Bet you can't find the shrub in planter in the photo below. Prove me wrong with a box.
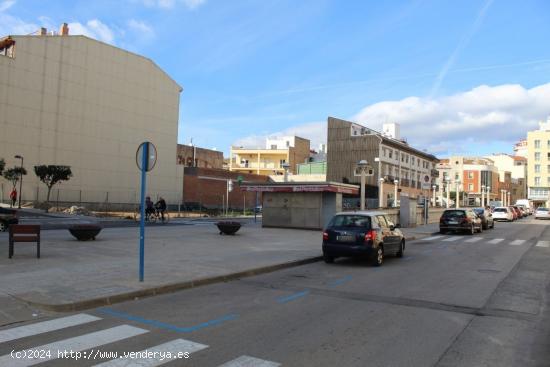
[215,221,241,235]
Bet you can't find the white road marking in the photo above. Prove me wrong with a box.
[536,240,550,247]
[487,238,504,244]
[0,325,148,367]
[0,314,101,343]
[510,239,526,246]
[442,237,461,242]
[465,237,483,243]
[217,355,281,367]
[94,338,208,366]
[423,236,444,241]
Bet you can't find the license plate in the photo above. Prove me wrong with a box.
[448,220,458,224]
[337,235,355,242]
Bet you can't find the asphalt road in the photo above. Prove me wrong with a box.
[1,217,549,367]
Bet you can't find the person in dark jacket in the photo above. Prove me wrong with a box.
[155,197,167,221]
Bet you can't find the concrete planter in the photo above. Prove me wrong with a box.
[216,221,241,235]
[69,224,102,241]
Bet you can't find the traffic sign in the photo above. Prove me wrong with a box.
[421,174,432,190]
[136,142,157,172]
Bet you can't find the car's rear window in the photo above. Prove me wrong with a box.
[537,208,549,212]
[494,208,507,212]
[329,215,371,228]
[442,210,465,217]
[473,209,484,215]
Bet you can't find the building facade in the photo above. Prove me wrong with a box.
[527,118,550,206]
[0,27,183,206]
[177,144,224,169]
[326,117,439,208]
[230,136,310,176]
[436,157,500,206]
[485,154,528,204]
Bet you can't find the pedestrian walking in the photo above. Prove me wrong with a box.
[9,188,17,208]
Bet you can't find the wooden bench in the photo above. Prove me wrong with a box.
[9,225,41,259]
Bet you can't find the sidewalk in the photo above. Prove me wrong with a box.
[0,222,437,316]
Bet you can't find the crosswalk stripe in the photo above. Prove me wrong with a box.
[465,237,483,243]
[442,237,461,242]
[423,236,444,241]
[487,238,504,244]
[94,338,208,366]
[217,355,281,367]
[536,240,550,247]
[510,239,526,246]
[0,325,148,367]
[0,314,101,344]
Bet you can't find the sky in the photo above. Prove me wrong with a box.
[2,0,550,158]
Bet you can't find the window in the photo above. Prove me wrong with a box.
[547,152,550,159]
[468,184,474,191]
[388,150,393,159]
[547,164,550,172]
[270,144,277,149]
[535,164,541,173]
[376,215,388,228]
[279,159,286,167]
[286,141,290,147]
[547,177,550,185]
[468,172,474,179]
[455,173,459,180]
[547,140,550,148]
[535,140,541,149]
[395,151,399,160]
[329,215,371,228]
[405,155,409,164]
[535,177,541,185]
[535,152,541,161]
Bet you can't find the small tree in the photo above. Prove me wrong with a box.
[34,165,73,202]
[3,167,27,189]
[0,158,5,176]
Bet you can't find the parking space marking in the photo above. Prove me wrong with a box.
[536,240,550,247]
[487,238,504,244]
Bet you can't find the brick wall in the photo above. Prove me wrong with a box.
[177,144,224,169]
[183,167,271,209]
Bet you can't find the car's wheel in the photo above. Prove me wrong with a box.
[491,221,495,229]
[323,253,334,264]
[396,240,405,258]
[371,246,384,266]
[440,229,446,234]
[482,222,488,230]
[0,221,6,232]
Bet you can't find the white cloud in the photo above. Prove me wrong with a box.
[127,19,155,39]
[0,13,39,36]
[68,19,115,44]
[233,83,550,156]
[0,0,15,12]
[141,0,205,9]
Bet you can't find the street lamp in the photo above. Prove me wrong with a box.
[393,179,399,208]
[507,191,511,206]
[357,159,369,210]
[432,185,437,207]
[374,157,382,207]
[481,185,485,208]
[486,186,491,207]
[281,162,290,182]
[379,178,385,208]
[446,179,451,208]
[455,180,461,208]
[14,155,23,209]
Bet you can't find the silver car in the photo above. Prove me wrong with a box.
[535,207,550,220]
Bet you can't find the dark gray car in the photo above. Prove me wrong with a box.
[439,208,483,235]
[322,211,405,266]
[473,207,495,230]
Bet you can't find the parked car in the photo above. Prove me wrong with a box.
[473,207,495,230]
[535,207,550,220]
[508,207,518,220]
[322,211,405,266]
[0,207,19,232]
[511,206,523,219]
[516,204,531,216]
[492,207,513,222]
[439,208,483,235]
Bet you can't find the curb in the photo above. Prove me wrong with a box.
[21,256,324,312]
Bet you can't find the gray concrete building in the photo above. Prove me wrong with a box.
[0,25,183,207]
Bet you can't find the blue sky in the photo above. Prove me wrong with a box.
[2,0,550,157]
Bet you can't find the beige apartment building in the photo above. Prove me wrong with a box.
[230,136,310,176]
[485,153,527,203]
[0,25,183,207]
[527,117,550,206]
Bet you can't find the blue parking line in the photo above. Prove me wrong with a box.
[277,290,310,304]
[98,308,237,333]
[328,275,352,287]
